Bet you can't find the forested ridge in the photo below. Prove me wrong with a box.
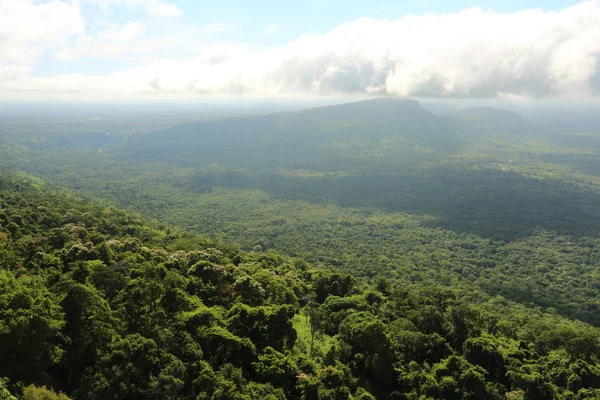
[1,99,600,399]
[3,99,599,327]
[2,172,600,399]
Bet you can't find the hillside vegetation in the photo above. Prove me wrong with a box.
[2,99,599,326]
[1,99,600,398]
[2,172,600,399]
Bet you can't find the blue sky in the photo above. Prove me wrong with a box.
[34,0,584,76]
[1,0,598,99]
[170,0,581,40]
[78,0,584,47]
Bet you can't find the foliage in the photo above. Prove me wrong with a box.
[0,172,600,399]
[2,99,600,399]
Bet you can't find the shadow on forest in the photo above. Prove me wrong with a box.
[199,167,600,240]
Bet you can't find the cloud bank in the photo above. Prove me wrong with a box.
[1,1,600,99]
[88,0,182,17]
[0,0,84,82]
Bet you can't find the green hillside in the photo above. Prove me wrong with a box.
[1,99,599,330]
[120,98,464,171]
[2,172,600,399]
[445,107,541,141]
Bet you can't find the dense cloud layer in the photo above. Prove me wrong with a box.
[1,1,600,98]
[88,0,182,17]
[0,0,84,83]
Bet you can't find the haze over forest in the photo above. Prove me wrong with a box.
[2,1,600,399]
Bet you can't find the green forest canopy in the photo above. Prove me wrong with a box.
[1,170,600,399]
[1,98,600,398]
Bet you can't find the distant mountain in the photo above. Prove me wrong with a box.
[117,100,553,174]
[119,98,465,170]
[295,97,428,121]
[420,101,459,115]
[524,106,600,134]
[445,106,540,140]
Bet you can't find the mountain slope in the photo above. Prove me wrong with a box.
[3,172,600,399]
[120,98,465,170]
[445,106,540,140]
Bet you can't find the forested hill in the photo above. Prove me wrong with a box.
[3,171,600,399]
[117,98,548,167]
[445,107,540,139]
[119,98,467,169]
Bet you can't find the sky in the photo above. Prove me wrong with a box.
[1,0,599,100]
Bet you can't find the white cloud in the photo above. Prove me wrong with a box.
[99,21,146,40]
[89,0,181,17]
[0,0,84,82]
[55,22,155,60]
[202,23,236,34]
[146,0,180,16]
[264,25,278,36]
[3,1,600,99]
